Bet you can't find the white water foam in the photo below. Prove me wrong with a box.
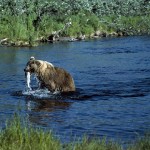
[22,88,52,98]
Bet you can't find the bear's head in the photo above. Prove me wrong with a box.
[24,57,41,76]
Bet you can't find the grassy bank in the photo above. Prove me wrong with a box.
[0,13,150,45]
[0,115,150,150]
[0,0,150,46]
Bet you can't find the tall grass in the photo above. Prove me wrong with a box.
[0,115,149,150]
[65,137,123,150]
[0,115,61,150]
[128,134,150,150]
[99,14,150,35]
[0,0,150,46]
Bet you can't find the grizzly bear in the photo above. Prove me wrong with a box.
[24,57,76,93]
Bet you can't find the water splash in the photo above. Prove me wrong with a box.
[22,88,53,98]
[24,72,52,98]
[23,72,62,99]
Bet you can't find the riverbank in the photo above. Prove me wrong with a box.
[0,115,149,150]
[0,14,150,47]
[0,28,148,47]
[0,0,150,47]
[0,30,125,47]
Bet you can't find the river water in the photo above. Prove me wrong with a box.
[0,36,150,144]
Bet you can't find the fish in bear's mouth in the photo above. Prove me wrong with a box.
[24,68,35,77]
[25,72,32,90]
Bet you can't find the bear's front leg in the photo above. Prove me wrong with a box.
[45,81,57,93]
[34,75,41,89]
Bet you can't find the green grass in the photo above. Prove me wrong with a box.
[0,13,150,47]
[128,134,150,150]
[0,115,61,150]
[0,13,150,41]
[65,137,122,150]
[0,115,149,150]
[0,0,150,46]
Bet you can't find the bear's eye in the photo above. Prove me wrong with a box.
[30,64,34,68]
[30,62,34,66]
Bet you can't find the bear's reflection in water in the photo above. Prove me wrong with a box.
[26,99,73,126]
[28,99,72,112]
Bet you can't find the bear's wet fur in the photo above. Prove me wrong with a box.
[24,57,75,93]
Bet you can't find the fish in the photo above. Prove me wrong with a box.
[26,72,32,90]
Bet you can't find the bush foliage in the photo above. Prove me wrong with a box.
[0,0,150,43]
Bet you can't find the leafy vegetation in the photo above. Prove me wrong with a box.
[0,115,150,150]
[0,0,150,46]
[0,115,61,150]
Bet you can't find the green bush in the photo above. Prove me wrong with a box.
[38,16,54,37]
[0,0,150,44]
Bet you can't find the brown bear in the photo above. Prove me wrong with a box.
[24,57,76,93]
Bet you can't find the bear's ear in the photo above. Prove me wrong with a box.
[30,56,35,61]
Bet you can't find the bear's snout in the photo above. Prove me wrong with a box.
[24,67,29,77]
[24,66,31,78]
[24,68,29,72]
[24,65,30,72]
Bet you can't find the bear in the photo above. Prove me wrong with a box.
[24,57,76,93]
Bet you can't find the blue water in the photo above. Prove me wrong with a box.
[0,36,150,144]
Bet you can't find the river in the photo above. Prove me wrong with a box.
[0,36,150,144]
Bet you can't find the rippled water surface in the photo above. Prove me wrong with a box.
[0,36,150,144]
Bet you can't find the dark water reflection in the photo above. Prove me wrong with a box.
[0,36,150,144]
